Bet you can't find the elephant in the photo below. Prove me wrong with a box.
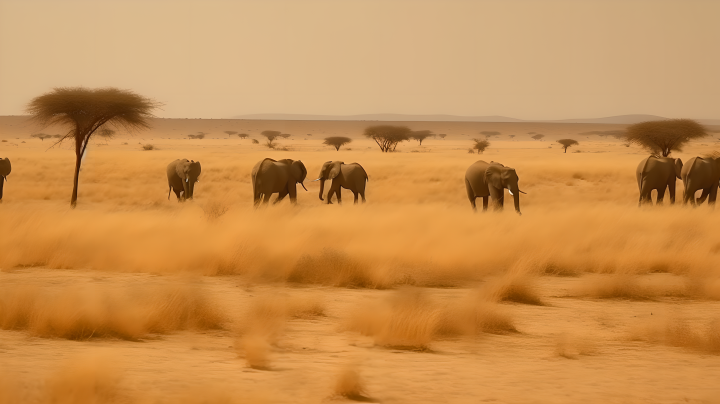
[465,160,525,214]
[680,156,720,206]
[167,159,202,201]
[251,158,308,206]
[636,156,683,206]
[312,161,368,204]
[0,158,10,202]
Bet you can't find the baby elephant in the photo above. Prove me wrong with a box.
[0,157,10,202]
[465,160,525,214]
[312,161,368,204]
[167,159,201,201]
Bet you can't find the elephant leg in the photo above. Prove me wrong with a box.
[469,197,477,212]
[709,186,718,206]
[489,186,504,211]
[262,193,272,205]
[353,191,359,204]
[697,189,709,205]
[289,185,298,204]
[668,180,676,204]
[360,191,366,203]
[656,186,667,205]
[465,179,475,209]
[172,187,182,202]
[274,189,288,204]
[482,196,488,211]
[336,188,342,204]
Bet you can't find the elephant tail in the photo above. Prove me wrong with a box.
[168,185,171,200]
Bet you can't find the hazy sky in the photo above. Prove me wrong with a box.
[1,0,718,119]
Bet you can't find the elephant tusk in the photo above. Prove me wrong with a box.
[519,190,527,194]
[300,183,308,191]
[508,190,513,196]
[311,178,321,182]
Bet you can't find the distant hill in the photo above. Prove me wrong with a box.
[231,113,720,126]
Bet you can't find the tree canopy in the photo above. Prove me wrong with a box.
[31,133,52,141]
[472,138,490,154]
[438,134,447,139]
[280,133,291,139]
[557,139,579,153]
[409,130,434,145]
[363,125,411,152]
[261,130,281,141]
[480,131,501,138]
[26,87,158,206]
[238,133,249,139]
[224,130,237,136]
[625,119,707,157]
[188,132,206,139]
[531,134,545,140]
[323,136,352,151]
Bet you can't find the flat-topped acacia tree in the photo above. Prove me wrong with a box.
[363,125,410,152]
[409,130,434,145]
[26,87,159,207]
[625,119,707,157]
[323,136,352,151]
[557,139,579,153]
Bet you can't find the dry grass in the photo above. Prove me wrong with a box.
[345,288,515,350]
[479,269,544,305]
[576,274,720,300]
[44,354,123,404]
[333,365,373,402]
[630,316,720,354]
[0,283,224,340]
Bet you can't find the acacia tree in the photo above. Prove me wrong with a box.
[409,130,434,145]
[472,138,490,154]
[31,133,52,141]
[363,125,410,152]
[625,119,707,157]
[557,139,579,153]
[261,130,281,141]
[480,131,501,138]
[280,133,291,139]
[27,87,157,206]
[238,133,249,139]
[188,132,206,139]
[97,128,115,138]
[323,136,352,151]
[438,133,447,139]
[531,134,545,140]
[224,130,237,137]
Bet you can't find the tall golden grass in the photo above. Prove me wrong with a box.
[0,283,224,340]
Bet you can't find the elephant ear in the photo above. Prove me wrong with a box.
[674,158,683,179]
[291,161,307,183]
[328,161,343,179]
[175,160,187,179]
[484,164,504,189]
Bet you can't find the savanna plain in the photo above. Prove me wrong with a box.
[1,116,720,404]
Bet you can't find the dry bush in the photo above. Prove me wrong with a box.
[630,316,720,354]
[479,270,544,305]
[289,248,381,288]
[202,199,230,220]
[142,144,155,151]
[576,274,696,300]
[0,284,224,340]
[333,365,372,401]
[345,288,515,350]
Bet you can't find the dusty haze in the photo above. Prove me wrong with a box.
[1,0,719,119]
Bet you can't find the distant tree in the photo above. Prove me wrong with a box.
[97,128,115,138]
[409,130,434,146]
[438,134,447,139]
[52,134,62,138]
[531,134,545,140]
[472,138,490,154]
[238,133,249,139]
[509,135,516,139]
[261,130,281,141]
[280,133,291,139]
[188,132,206,139]
[307,133,313,136]
[624,119,707,157]
[363,125,411,152]
[27,87,157,206]
[323,136,352,151]
[251,139,259,144]
[480,131,501,138]
[580,130,625,138]
[224,130,238,137]
[557,139,579,153]
[31,133,52,141]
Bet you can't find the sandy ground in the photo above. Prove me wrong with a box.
[1,117,720,404]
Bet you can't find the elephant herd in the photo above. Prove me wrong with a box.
[167,158,369,206]
[636,155,720,206]
[0,154,717,210]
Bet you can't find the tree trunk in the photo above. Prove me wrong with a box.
[564,148,567,153]
[70,152,81,207]
[335,145,340,151]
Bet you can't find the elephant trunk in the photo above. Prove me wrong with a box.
[509,185,521,214]
[318,179,326,201]
[182,176,190,200]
